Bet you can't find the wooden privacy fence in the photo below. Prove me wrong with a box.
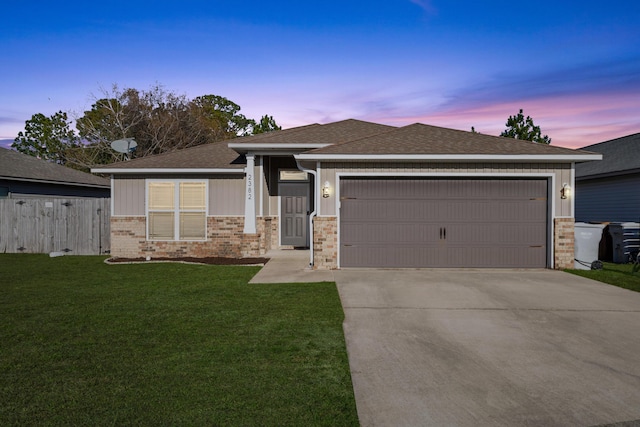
[0,198,110,255]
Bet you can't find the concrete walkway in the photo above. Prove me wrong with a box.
[249,249,335,283]
[334,269,640,427]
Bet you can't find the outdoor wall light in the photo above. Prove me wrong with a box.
[561,183,572,199]
[322,181,331,198]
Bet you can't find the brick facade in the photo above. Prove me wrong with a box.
[313,216,338,270]
[554,218,575,269]
[110,216,277,259]
[112,215,575,269]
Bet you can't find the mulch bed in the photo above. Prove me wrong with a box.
[106,256,270,265]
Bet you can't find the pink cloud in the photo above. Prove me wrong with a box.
[396,92,640,149]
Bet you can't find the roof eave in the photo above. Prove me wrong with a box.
[0,176,110,189]
[576,167,640,181]
[90,168,245,174]
[294,153,604,162]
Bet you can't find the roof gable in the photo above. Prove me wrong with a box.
[575,133,640,178]
[229,119,395,149]
[0,148,110,188]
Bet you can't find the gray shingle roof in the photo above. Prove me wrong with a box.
[306,123,597,156]
[229,119,395,147]
[93,120,395,171]
[0,147,110,188]
[92,140,246,171]
[92,119,600,173]
[575,133,640,178]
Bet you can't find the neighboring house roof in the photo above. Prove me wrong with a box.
[297,123,601,161]
[0,147,110,188]
[228,119,395,152]
[575,133,640,179]
[92,140,246,173]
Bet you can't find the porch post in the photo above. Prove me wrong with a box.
[243,153,256,234]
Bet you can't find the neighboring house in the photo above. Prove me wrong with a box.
[0,147,110,198]
[575,133,640,223]
[92,119,600,269]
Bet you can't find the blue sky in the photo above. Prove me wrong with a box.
[1,1,639,149]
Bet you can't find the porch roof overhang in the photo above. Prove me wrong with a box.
[228,143,330,155]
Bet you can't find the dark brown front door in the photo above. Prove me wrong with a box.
[340,178,548,268]
[280,182,309,247]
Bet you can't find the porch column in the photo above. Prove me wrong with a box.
[243,154,256,234]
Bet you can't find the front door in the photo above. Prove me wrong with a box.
[280,182,309,247]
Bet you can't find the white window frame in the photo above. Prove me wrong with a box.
[146,179,209,241]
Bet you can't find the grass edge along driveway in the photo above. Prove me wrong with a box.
[566,261,640,293]
[0,255,358,426]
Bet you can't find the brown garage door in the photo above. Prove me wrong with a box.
[340,178,548,268]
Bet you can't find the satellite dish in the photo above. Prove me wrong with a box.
[110,138,137,154]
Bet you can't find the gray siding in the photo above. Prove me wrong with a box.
[113,175,246,217]
[576,174,640,222]
[209,175,245,216]
[113,176,145,216]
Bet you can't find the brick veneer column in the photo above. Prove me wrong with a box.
[313,216,338,270]
[110,217,146,258]
[554,218,575,269]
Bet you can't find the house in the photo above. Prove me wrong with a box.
[575,133,640,223]
[92,119,601,269]
[0,147,110,198]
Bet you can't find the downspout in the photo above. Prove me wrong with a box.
[296,159,317,268]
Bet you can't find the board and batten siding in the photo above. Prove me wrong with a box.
[209,175,245,216]
[112,175,246,216]
[113,176,145,216]
[576,174,640,222]
[319,162,573,218]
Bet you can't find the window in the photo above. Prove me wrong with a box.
[147,180,206,240]
[279,170,308,181]
[0,186,9,198]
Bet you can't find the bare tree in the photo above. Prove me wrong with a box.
[15,84,280,171]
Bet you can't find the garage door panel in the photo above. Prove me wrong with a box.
[440,246,546,268]
[341,222,440,245]
[341,245,444,268]
[340,245,544,268]
[341,200,440,221]
[342,222,546,247]
[446,223,546,246]
[340,178,548,268]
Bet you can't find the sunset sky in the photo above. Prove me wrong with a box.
[1,0,638,149]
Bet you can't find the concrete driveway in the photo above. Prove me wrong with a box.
[334,269,640,427]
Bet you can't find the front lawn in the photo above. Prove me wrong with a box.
[0,255,358,426]
[565,261,640,293]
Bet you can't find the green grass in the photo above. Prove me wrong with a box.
[565,261,640,293]
[0,255,358,426]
